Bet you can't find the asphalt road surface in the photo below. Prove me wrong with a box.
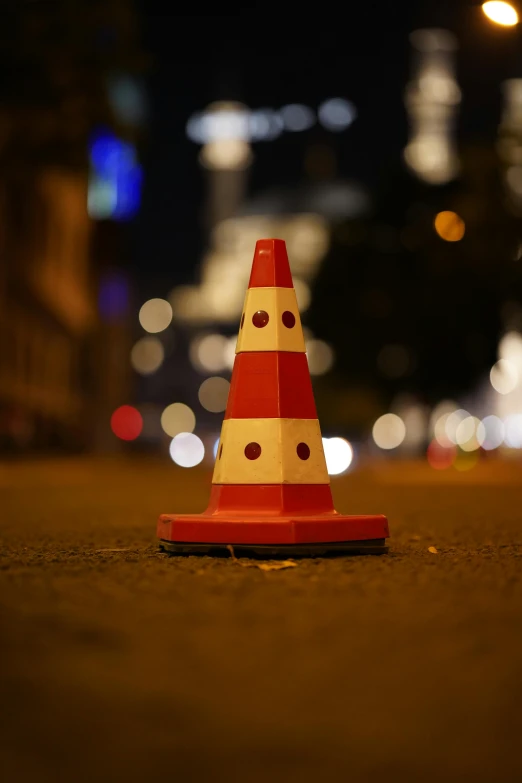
[1,455,522,783]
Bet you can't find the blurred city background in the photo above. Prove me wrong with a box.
[2,0,522,478]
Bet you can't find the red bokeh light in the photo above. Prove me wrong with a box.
[111,405,143,441]
[426,439,456,470]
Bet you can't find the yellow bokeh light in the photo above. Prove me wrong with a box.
[198,377,230,413]
[455,416,481,452]
[434,211,465,242]
[199,139,252,171]
[454,449,480,472]
[482,2,519,27]
[160,403,196,438]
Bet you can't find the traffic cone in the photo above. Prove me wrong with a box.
[158,239,390,556]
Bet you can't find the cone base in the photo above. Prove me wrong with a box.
[159,538,387,558]
[158,513,389,554]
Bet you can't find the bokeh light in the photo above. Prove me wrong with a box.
[110,405,143,441]
[504,413,522,447]
[318,98,357,131]
[306,339,335,375]
[444,409,470,444]
[279,104,315,132]
[169,433,205,467]
[198,377,230,412]
[455,416,481,451]
[213,438,220,459]
[490,359,519,394]
[454,450,480,471]
[482,2,519,27]
[477,416,505,450]
[189,333,229,373]
[293,278,312,312]
[161,403,196,438]
[499,330,522,360]
[426,439,456,470]
[372,413,406,449]
[430,400,458,445]
[138,298,173,333]
[223,335,238,370]
[322,437,353,475]
[434,211,465,242]
[401,403,429,449]
[130,337,164,375]
[200,139,252,171]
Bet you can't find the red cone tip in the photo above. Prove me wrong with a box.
[248,238,293,289]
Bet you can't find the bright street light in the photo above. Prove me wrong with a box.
[482,2,519,26]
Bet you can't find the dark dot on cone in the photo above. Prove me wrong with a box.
[282,310,295,328]
[219,444,223,460]
[296,442,310,460]
[244,442,262,460]
[252,310,269,328]
[240,313,245,329]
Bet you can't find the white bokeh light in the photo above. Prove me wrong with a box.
[169,432,205,467]
[138,298,173,334]
[213,437,220,459]
[444,409,470,445]
[490,359,519,395]
[279,104,315,132]
[372,414,406,450]
[476,416,505,450]
[322,437,353,475]
[318,98,357,131]
[504,413,522,448]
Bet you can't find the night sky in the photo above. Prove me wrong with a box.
[130,3,521,290]
[131,7,415,288]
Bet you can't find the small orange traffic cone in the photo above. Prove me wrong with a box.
[158,239,389,556]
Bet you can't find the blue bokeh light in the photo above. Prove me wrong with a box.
[98,271,130,321]
[88,128,143,221]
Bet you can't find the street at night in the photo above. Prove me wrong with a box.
[1,456,522,782]
[3,2,522,780]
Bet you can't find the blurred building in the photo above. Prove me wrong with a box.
[0,0,145,453]
[0,164,96,450]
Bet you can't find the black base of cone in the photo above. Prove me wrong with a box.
[159,539,388,558]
